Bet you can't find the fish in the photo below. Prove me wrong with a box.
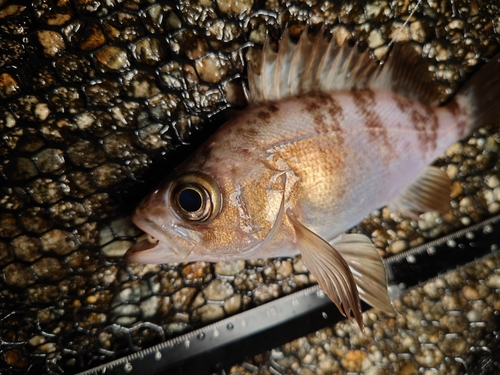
[125,28,500,330]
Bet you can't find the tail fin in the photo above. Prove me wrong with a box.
[454,52,500,134]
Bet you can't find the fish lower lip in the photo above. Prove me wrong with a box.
[126,237,158,255]
[130,213,196,258]
[131,213,168,244]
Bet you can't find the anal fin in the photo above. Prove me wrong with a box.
[332,234,395,315]
[390,166,451,219]
[287,210,364,330]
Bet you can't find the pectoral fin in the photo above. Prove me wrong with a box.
[390,166,451,219]
[332,234,395,315]
[287,210,364,330]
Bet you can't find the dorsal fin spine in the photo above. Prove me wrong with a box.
[247,28,440,106]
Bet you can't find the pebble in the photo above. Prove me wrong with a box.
[195,304,224,323]
[203,279,234,301]
[214,260,246,276]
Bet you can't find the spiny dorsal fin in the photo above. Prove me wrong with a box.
[247,28,440,106]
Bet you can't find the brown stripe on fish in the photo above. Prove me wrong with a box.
[446,99,468,138]
[352,89,394,162]
[392,93,439,155]
[256,103,280,123]
[300,92,344,135]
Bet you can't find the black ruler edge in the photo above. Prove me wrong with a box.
[385,212,500,301]
[76,213,500,375]
[75,284,344,375]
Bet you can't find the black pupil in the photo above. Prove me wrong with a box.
[178,188,203,212]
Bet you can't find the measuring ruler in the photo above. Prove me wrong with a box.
[77,213,500,375]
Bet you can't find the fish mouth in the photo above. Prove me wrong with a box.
[125,212,200,263]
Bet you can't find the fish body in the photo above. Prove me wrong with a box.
[126,29,500,329]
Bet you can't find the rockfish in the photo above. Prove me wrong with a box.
[126,29,500,330]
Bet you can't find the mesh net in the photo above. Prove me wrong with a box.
[0,0,499,374]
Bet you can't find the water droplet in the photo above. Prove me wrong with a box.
[407,255,416,263]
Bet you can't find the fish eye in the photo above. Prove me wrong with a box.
[178,188,203,212]
[170,172,222,223]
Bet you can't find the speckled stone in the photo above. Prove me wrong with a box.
[195,304,225,323]
[203,279,234,301]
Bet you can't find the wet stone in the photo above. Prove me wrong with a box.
[196,53,232,83]
[234,269,264,291]
[0,212,22,238]
[103,12,142,42]
[28,178,65,205]
[40,229,78,255]
[84,78,123,106]
[216,0,253,18]
[439,314,468,333]
[253,283,281,304]
[12,235,43,262]
[4,263,36,287]
[6,127,46,153]
[0,242,15,266]
[158,61,186,90]
[222,79,246,106]
[95,46,130,72]
[123,70,160,98]
[441,293,468,311]
[414,346,444,367]
[37,30,65,57]
[49,86,84,114]
[50,200,88,227]
[109,101,142,128]
[39,118,78,144]
[223,294,242,314]
[33,257,66,280]
[485,273,500,289]
[214,260,246,277]
[0,187,29,211]
[102,132,140,159]
[195,304,224,323]
[92,163,126,188]
[64,21,106,51]
[172,287,197,310]
[64,171,98,198]
[203,279,234,301]
[341,349,366,372]
[11,95,49,122]
[182,262,212,285]
[55,54,95,83]
[462,284,490,300]
[34,148,65,174]
[423,278,446,299]
[137,123,168,150]
[172,29,210,59]
[438,335,469,356]
[131,37,164,65]
[113,305,141,325]
[68,140,106,168]
[5,157,38,181]
[34,3,73,27]
[0,72,20,98]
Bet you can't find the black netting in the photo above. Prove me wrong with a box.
[1,1,500,374]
